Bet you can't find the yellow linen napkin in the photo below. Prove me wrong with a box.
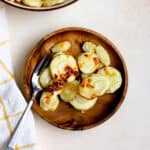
[0,4,39,150]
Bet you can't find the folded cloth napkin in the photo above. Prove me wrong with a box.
[0,4,39,150]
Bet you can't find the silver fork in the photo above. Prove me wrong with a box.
[6,55,50,150]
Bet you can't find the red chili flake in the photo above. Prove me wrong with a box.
[45,81,64,93]
[54,74,58,79]
[45,66,79,93]
[64,66,79,77]
[93,57,100,65]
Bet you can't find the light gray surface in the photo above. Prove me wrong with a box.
[4,0,150,150]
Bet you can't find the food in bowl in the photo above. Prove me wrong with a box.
[38,41,123,112]
[24,27,128,130]
[9,0,67,7]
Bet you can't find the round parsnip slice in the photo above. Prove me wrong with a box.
[60,80,80,102]
[43,0,65,7]
[70,95,97,111]
[51,41,71,53]
[95,45,111,66]
[40,92,59,111]
[53,52,65,58]
[82,42,96,53]
[22,0,42,7]
[79,74,110,99]
[98,67,122,93]
[39,68,52,88]
[50,54,78,82]
[78,52,101,74]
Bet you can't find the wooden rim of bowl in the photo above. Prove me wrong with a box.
[2,0,78,11]
[24,27,128,130]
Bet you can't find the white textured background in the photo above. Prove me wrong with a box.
[3,0,150,150]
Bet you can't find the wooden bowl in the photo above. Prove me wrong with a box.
[24,27,128,130]
[2,0,78,11]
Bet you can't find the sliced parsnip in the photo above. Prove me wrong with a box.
[50,54,78,82]
[78,52,101,74]
[79,74,110,99]
[60,80,80,102]
[53,52,65,58]
[98,67,122,93]
[51,41,71,53]
[70,95,97,111]
[82,42,96,53]
[43,0,65,7]
[22,0,42,7]
[40,92,59,111]
[95,45,111,66]
[39,68,52,88]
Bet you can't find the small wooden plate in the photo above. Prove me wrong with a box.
[24,27,128,130]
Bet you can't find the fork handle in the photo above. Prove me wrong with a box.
[7,92,37,149]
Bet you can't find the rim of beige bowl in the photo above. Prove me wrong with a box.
[2,0,78,11]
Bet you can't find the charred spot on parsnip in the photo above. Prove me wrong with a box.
[38,41,123,112]
[78,52,101,74]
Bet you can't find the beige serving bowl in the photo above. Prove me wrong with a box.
[24,27,128,130]
[2,0,78,11]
